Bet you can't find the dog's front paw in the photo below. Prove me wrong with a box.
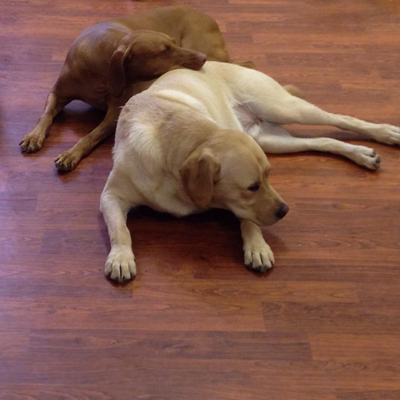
[244,242,275,273]
[20,132,45,153]
[371,124,400,146]
[55,149,82,172]
[105,247,136,283]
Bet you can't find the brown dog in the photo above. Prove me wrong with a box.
[20,6,242,171]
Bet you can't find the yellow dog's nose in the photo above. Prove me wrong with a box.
[276,203,289,220]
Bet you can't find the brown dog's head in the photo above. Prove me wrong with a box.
[179,130,288,226]
[108,30,207,98]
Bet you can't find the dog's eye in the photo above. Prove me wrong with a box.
[248,183,260,192]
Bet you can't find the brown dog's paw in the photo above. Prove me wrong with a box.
[54,149,82,172]
[20,133,45,153]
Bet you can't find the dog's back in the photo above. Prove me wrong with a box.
[123,63,245,137]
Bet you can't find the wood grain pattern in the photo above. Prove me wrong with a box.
[1,0,400,399]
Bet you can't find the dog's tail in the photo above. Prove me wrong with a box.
[283,84,305,99]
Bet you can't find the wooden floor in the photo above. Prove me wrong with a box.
[1,0,400,399]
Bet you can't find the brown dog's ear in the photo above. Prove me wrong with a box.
[180,149,220,210]
[108,43,132,98]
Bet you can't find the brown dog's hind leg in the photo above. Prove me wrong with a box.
[233,60,257,70]
[20,91,70,153]
[54,106,120,172]
[180,21,230,64]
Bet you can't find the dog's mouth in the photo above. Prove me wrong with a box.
[253,218,277,227]
[185,59,206,70]
[254,204,290,226]
[181,53,207,71]
[250,212,286,227]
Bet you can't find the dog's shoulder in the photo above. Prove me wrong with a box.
[115,98,163,172]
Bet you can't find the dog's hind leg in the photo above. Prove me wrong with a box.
[264,95,400,146]
[234,68,400,146]
[233,60,257,70]
[250,122,381,170]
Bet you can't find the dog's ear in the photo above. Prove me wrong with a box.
[108,41,134,98]
[179,149,220,210]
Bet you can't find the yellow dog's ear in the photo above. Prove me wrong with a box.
[180,148,220,210]
[108,36,136,98]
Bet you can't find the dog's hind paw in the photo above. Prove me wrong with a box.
[244,243,275,273]
[350,146,381,170]
[105,247,136,283]
[370,124,400,146]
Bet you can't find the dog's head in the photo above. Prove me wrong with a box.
[179,130,288,226]
[108,30,207,97]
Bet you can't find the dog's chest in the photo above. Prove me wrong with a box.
[80,88,109,110]
[145,178,197,218]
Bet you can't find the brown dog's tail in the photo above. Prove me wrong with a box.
[283,84,305,99]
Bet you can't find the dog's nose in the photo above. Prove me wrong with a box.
[200,52,207,62]
[192,52,207,68]
[276,203,289,220]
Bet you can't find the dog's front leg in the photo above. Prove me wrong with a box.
[20,91,70,153]
[101,190,136,283]
[55,105,120,172]
[240,219,275,273]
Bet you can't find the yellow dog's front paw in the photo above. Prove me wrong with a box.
[244,243,275,273]
[104,247,136,283]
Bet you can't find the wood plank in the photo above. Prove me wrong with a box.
[262,302,400,335]
[310,334,400,361]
